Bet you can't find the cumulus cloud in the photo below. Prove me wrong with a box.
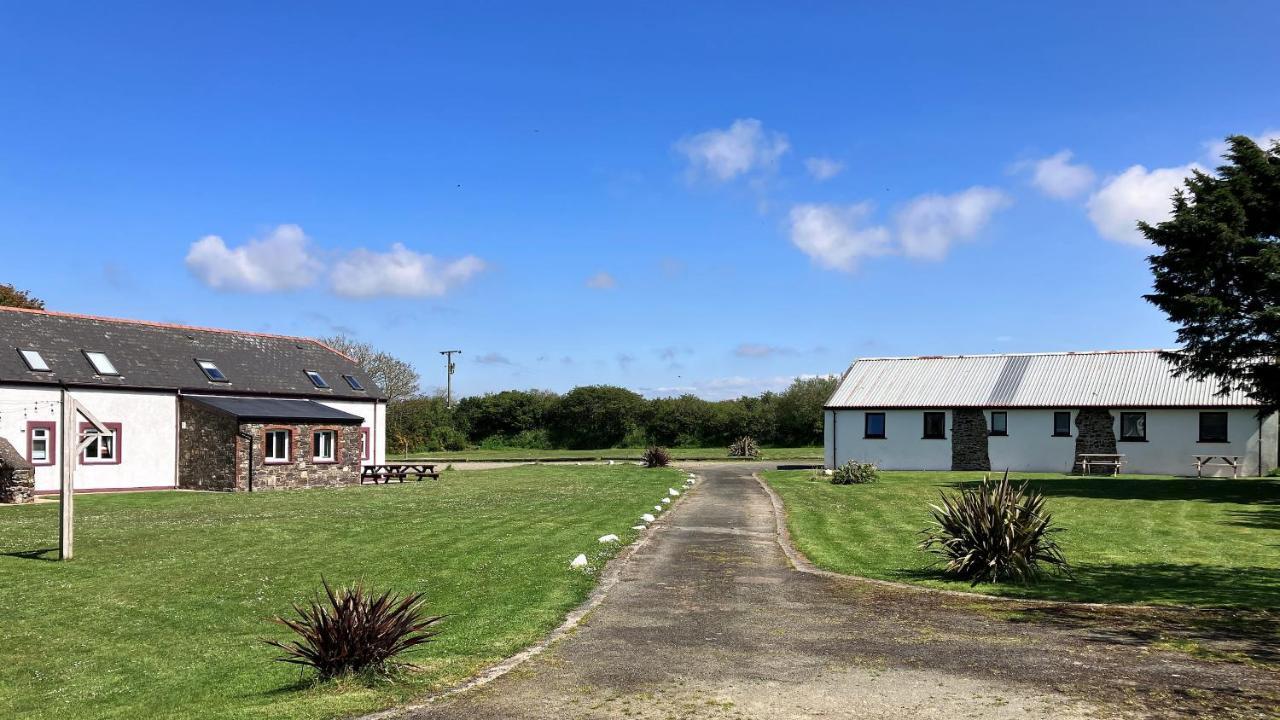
[586,271,617,289]
[474,352,513,365]
[1203,129,1280,164]
[676,118,789,182]
[1085,163,1202,245]
[895,187,1011,260]
[734,343,796,358]
[185,224,321,292]
[804,157,845,181]
[330,244,486,298]
[1025,150,1096,199]
[788,202,892,272]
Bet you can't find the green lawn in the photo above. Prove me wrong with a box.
[762,470,1280,609]
[0,465,683,720]
[394,446,823,462]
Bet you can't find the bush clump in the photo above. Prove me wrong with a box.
[918,471,1070,585]
[727,435,760,458]
[830,460,878,484]
[265,580,444,680]
[642,445,672,468]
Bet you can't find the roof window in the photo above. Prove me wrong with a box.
[196,359,229,383]
[343,374,365,391]
[18,348,51,372]
[305,370,330,389]
[83,351,119,376]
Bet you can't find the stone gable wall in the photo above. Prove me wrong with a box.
[950,409,991,471]
[1073,408,1117,474]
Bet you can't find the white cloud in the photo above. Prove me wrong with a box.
[804,157,845,181]
[586,271,617,289]
[895,187,1011,260]
[675,118,789,182]
[330,243,486,298]
[1085,163,1202,246]
[1026,150,1095,199]
[788,202,891,272]
[734,343,796,358]
[1203,129,1280,164]
[185,224,321,292]
[474,352,512,365]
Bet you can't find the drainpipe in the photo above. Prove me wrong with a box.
[237,430,255,492]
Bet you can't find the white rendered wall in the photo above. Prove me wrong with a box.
[317,399,385,465]
[984,409,1077,473]
[827,409,953,471]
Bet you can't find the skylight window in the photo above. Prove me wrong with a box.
[343,374,365,391]
[196,359,229,383]
[305,370,330,389]
[18,348,50,372]
[83,351,119,376]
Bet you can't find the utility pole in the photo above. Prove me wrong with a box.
[440,350,461,406]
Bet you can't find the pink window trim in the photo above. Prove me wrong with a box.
[360,427,371,462]
[263,427,292,465]
[78,421,123,465]
[27,421,57,466]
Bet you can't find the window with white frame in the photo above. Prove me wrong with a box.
[312,430,336,462]
[81,423,121,464]
[83,351,119,376]
[265,429,291,463]
[360,427,371,461]
[28,422,55,465]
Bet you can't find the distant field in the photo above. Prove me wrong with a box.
[393,447,824,462]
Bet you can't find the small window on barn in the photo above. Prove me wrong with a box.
[18,348,51,372]
[1120,412,1147,442]
[864,412,886,439]
[989,412,1008,436]
[1198,412,1228,443]
[305,370,330,389]
[360,427,371,461]
[196,359,229,383]
[922,412,946,439]
[343,374,364,391]
[265,429,291,463]
[1053,411,1072,437]
[27,421,56,466]
[83,351,119,376]
[80,423,122,465]
[313,430,336,463]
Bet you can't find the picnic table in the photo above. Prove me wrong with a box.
[360,463,439,484]
[1192,455,1242,478]
[1075,453,1126,476]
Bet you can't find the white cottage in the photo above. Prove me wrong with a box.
[0,306,387,494]
[824,350,1277,477]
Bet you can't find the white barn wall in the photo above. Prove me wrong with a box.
[0,385,61,491]
[984,409,1077,473]
[317,399,386,465]
[828,408,952,471]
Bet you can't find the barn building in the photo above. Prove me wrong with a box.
[824,350,1277,477]
[0,306,386,496]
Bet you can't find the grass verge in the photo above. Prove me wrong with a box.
[0,464,683,720]
[393,446,823,462]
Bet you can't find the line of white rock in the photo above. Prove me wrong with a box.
[571,473,698,570]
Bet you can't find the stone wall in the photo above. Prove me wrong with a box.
[0,437,35,504]
[1073,408,1117,474]
[177,397,239,491]
[950,409,991,471]
[236,422,362,491]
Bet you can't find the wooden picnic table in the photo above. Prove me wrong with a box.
[1192,454,1242,478]
[1075,453,1126,476]
[361,463,439,484]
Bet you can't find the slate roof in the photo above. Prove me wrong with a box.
[827,350,1258,409]
[185,396,365,423]
[0,307,385,400]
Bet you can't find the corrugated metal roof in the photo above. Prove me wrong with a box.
[826,350,1259,408]
[186,396,364,423]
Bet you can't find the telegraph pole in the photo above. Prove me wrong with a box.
[440,350,461,406]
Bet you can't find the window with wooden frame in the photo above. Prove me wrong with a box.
[360,427,371,461]
[864,412,886,439]
[1119,412,1147,442]
[1198,412,1228,443]
[922,411,946,439]
[989,411,1008,436]
[27,421,56,465]
[79,422,122,465]
[265,429,292,463]
[1053,411,1072,437]
[312,429,337,463]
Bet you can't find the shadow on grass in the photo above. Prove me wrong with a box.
[942,476,1280,506]
[0,547,58,562]
[1228,505,1280,532]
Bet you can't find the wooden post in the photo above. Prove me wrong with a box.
[59,388,74,561]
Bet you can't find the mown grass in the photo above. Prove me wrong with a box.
[762,470,1280,609]
[394,446,823,462]
[0,464,683,720]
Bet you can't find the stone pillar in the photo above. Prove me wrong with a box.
[0,438,35,504]
[950,409,991,471]
[1073,408,1117,474]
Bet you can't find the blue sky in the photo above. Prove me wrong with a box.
[2,3,1277,399]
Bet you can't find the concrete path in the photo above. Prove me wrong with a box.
[401,464,1278,720]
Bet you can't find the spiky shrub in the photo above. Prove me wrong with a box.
[727,435,760,458]
[265,580,444,679]
[642,445,671,468]
[830,460,878,484]
[918,471,1070,585]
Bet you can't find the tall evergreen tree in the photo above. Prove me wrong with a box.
[1143,135,1280,411]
